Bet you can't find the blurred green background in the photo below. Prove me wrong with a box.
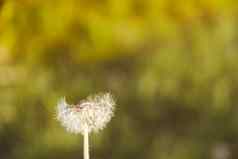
[1,0,238,159]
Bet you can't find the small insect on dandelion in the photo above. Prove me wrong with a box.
[56,93,116,159]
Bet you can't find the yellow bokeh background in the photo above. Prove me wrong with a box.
[0,1,238,159]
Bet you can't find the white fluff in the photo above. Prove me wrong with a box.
[57,93,115,134]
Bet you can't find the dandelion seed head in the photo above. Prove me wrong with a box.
[57,93,115,134]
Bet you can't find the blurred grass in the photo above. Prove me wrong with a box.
[1,0,238,159]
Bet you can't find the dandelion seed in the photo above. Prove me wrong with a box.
[56,93,116,159]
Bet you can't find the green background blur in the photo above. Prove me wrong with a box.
[1,0,238,159]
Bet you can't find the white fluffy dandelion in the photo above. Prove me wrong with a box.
[56,93,116,159]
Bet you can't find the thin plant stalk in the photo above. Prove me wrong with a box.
[84,129,89,159]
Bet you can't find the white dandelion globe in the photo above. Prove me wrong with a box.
[57,93,115,134]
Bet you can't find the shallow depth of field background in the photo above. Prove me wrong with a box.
[1,1,238,159]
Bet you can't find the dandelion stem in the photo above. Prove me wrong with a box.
[84,129,89,159]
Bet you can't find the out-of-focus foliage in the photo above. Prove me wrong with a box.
[0,0,238,159]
